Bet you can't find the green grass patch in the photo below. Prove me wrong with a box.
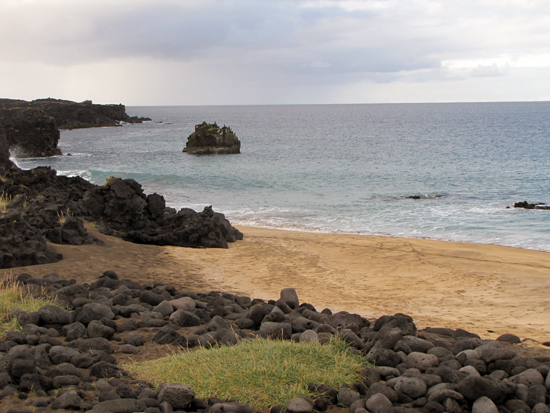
[0,274,59,337]
[123,336,367,408]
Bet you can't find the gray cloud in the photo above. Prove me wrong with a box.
[0,1,450,71]
[0,0,549,104]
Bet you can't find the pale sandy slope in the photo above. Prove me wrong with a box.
[13,225,550,345]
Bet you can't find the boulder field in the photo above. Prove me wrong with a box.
[1,272,549,413]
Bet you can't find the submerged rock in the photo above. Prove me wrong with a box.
[183,122,241,154]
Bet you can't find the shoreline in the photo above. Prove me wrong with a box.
[228,220,550,253]
[12,224,550,346]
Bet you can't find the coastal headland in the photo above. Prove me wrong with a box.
[14,223,550,346]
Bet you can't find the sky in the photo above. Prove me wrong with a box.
[1,0,549,106]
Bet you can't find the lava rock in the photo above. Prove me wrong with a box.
[286,396,314,413]
[169,309,201,327]
[183,122,241,155]
[156,383,195,409]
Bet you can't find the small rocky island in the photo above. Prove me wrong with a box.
[183,122,241,155]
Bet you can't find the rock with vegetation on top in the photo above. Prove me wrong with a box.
[183,122,241,154]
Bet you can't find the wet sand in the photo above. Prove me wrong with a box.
[12,224,550,345]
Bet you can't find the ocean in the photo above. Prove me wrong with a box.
[14,102,550,251]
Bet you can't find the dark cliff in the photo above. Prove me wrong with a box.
[0,107,62,161]
[0,98,150,129]
[0,98,151,168]
[0,129,16,174]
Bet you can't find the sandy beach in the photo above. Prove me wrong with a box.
[11,224,550,345]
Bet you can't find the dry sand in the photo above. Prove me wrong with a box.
[12,224,550,346]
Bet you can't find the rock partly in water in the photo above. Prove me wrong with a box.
[0,98,150,130]
[513,201,550,210]
[0,106,61,159]
[0,129,17,174]
[183,122,241,154]
[0,97,150,172]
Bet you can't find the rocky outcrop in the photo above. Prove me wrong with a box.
[0,218,63,268]
[80,175,243,248]
[0,98,150,166]
[0,98,150,130]
[0,106,61,159]
[0,129,17,174]
[2,274,549,413]
[0,167,243,268]
[0,100,241,268]
[183,122,241,154]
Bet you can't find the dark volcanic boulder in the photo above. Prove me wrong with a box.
[0,166,242,269]
[45,216,102,245]
[81,177,149,230]
[183,122,241,154]
[513,201,549,210]
[0,219,62,268]
[373,313,416,336]
[124,205,244,248]
[81,177,243,248]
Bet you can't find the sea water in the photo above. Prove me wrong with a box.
[14,102,550,251]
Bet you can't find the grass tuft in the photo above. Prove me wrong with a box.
[57,208,70,226]
[123,336,368,408]
[0,192,12,213]
[0,273,59,337]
